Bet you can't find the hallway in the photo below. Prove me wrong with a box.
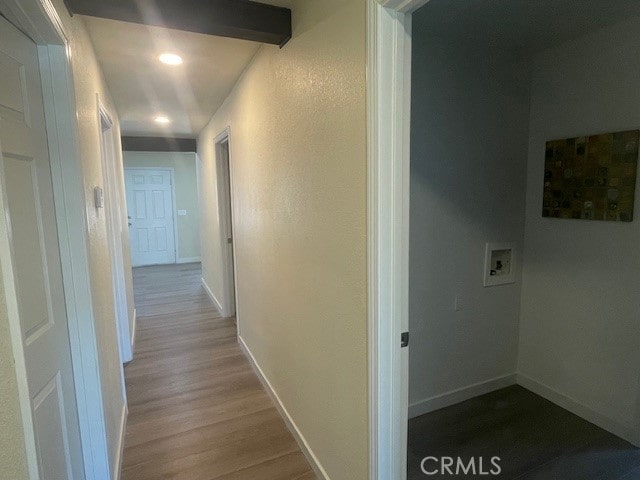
[122,263,315,479]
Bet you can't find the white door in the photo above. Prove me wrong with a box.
[125,168,176,266]
[0,15,83,479]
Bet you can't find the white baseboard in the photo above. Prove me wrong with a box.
[238,336,330,480]
[516,373,639,447]
[409,374,517,419]
[114,403,128,480]
[130,308,137,356]
[201,277,224,313]
[177,256,201,264]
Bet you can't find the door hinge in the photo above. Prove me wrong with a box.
[401,332,409,348]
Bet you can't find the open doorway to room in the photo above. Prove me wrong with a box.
[99,103,134,364]
[211,130,237,318]
[406,1,640,479]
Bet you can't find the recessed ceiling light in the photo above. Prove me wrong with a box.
[154,115,171,124]
[159,53,183,66]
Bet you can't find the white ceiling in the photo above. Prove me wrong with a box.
[415,0,640,54]
[83,16,262,137]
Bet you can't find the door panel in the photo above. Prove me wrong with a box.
[3,155,50,339]
[32,373,71,479]
[125,168,176,266]
[0,15,83,480]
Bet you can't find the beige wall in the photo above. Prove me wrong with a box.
[51,0,131,471]
[123,151,201,261]
[197,1,368,478]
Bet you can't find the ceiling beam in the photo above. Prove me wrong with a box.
[122,136,197,153]
[64,0,292,47]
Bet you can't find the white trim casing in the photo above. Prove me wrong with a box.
[37,45,111,479]
[238,336,330,480]
[367,1,412,479]
[0,0,66,45]
[98,98,133,366]
[213,127,239,320]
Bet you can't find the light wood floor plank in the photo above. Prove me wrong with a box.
[122,263,315,479]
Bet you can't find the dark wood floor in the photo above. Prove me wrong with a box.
[408,385,640,479]
[122,263,315,480]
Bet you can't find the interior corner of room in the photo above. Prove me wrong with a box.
[408,0,640,477]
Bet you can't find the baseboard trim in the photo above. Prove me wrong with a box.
[201,277,224,313]
[516,373,639,447]
[409,374,517,419]
[177,256,201,264]
[114,403,128,480]
[130,308,137,357]
[238,336,330,480]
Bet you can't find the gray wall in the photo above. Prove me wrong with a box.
[518,17,640,441]
[409,22,531,416]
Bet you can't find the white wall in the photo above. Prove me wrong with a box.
[408,25,531,416]
[518,17,640,443]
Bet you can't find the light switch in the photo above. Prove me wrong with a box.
[177,210,187,216]
[454,294,463,312]
[94,186,103,209]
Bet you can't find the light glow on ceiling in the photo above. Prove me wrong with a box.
[154,115,171,124]
[159,53,183,65]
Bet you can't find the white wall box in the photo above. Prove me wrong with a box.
[484,243,516,287]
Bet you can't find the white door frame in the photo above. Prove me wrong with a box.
[124,167,178,267]
[368,1,425,479]
[213,127,239,319]
[98,100,132,364]
[0,0,112,478]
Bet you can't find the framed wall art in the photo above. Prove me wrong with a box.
[542,130,639,222]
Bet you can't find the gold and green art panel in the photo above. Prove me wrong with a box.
[543,130,639,222]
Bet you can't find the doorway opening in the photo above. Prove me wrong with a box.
[123,152,201,267]
[99,103,133,364]
[125,167,178,266]
[212,129,237,319]
[406,1,640,478]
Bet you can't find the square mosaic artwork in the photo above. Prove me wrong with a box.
[543,130,639,222]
